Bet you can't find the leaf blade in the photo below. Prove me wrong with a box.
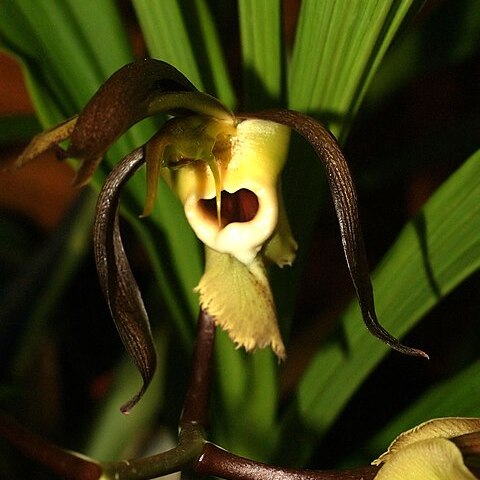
[238,0,283,108]
[288,0,424,139]
[132,0,203,89]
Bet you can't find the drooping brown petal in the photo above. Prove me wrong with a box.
[93,147,156,413]
[244,110,427,358]
[67,58,233,186]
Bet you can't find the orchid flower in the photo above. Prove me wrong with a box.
[15,59,427,413]
[373,417,480,479]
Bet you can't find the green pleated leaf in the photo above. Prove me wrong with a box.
[0,0,133,116]
[211,333,280,461]
[277,148,480,464]
[193,0,236,108]
[288,0,425,139]
[238,0,283,109]
[132,0,203,89]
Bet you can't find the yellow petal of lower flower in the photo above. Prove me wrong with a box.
[374,417,480,465]
[373,438,476,480]
[195,247,285,359]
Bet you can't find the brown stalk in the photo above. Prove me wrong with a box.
[194,442,379,480]
[180,309,216,430]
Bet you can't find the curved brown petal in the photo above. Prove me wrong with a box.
[68,58,233,186]
[243,110,427,358]
[93,147,156,413]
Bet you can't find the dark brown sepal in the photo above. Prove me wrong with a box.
[93,147,157,413]
[244,110,427,359]
[68,58,231,186]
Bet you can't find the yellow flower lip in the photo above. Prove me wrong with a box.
[162,117,292,266]
[184,178,279,266]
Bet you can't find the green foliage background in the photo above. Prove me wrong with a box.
[0,0,479,475]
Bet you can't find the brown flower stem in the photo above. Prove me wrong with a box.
[194,442,379,480]
[180,309,216,430]
[0,411,103,480]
